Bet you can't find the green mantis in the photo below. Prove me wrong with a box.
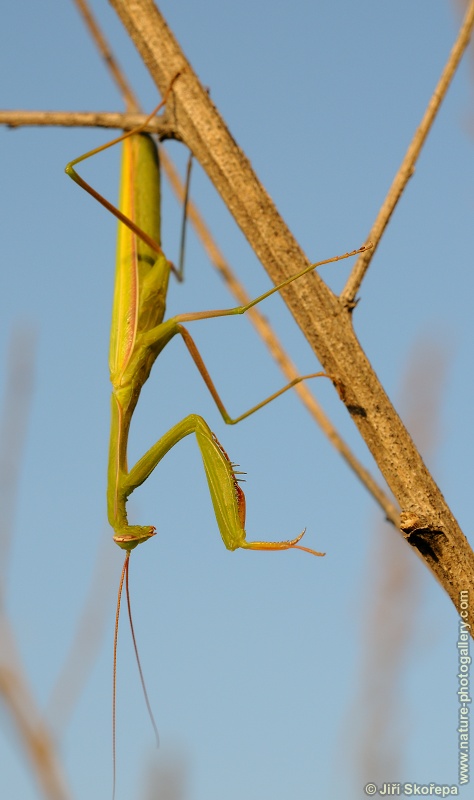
[65,100,347,561]
[64,95,370,796]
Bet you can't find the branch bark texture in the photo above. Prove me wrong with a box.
[109,0,474,626]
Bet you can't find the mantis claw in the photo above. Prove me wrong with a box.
[242,528,325,557]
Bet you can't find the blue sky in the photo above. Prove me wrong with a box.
[0,2,473,799]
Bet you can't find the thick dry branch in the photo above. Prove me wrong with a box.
[341,0,474,305]
[108,0,474,626]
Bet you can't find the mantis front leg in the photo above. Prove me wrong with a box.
[109,402,324,556]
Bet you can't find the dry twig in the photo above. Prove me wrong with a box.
[341,0,474,306]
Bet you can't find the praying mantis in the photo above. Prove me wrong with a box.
[65,94,369,563]
[64,93,369,794]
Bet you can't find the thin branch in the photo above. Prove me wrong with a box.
[0,109,174,136]
[73,0,139,113]
[108,0,474,629]
[340,0,474,306]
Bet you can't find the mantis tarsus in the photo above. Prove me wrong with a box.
[65,94,370,793]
